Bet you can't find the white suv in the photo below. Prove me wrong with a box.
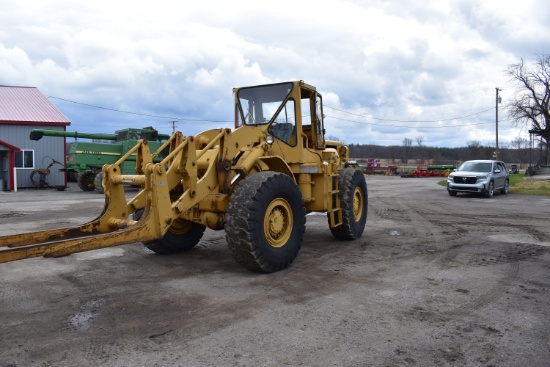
[447,160,509,198]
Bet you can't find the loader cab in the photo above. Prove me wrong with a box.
[234,81,326,155]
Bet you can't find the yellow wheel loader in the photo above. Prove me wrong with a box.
[0,81,368,273]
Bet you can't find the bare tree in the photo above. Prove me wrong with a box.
[466,140,483,148]
[510,137,529,150]
[510,137,530,165]
[402,138,413,164]
[465,140,483,160]
[506,54,549,163]
[415,135,425,162]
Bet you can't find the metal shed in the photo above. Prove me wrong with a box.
[0,86,70,190]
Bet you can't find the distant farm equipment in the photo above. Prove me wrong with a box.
[30,126,170,192]
[30,157,65,190]
[401,164,455,178]
[362,159,398,175]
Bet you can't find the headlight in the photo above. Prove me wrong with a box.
[266,135,274,144]
[477,175,489,180]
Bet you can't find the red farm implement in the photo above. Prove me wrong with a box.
[415,164,454,177]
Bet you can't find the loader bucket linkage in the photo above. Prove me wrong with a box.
[0,130,224,263]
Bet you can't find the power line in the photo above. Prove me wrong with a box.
[325,114,494,129]
[49,95,496,130]
[48,96,232,123]
[324,105,495,123]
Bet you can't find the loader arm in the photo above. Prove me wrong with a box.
[0,130,229,263]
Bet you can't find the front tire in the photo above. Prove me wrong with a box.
[330,168,368,240]
[484,181,495,198]
[448,190,457,196]
[225,172,306,273]
[144,219,206,255]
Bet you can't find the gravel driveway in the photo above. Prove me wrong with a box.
[0,176,549,366]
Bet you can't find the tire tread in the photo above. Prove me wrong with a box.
[225,172,306,273]
[329,169,368,240]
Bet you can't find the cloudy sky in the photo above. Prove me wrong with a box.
[1,0,549,148]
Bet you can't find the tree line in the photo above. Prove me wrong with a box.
[348,137,541,166]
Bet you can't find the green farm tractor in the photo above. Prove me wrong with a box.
[30,126,170,192]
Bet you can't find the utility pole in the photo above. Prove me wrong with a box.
[171,120,177,133]
[495,87,502,159]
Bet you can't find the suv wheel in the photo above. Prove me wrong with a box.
[448,190,457,196]
[500,180,509,195]
[484,181,495,198]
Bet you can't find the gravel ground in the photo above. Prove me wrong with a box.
[0,175,549,367]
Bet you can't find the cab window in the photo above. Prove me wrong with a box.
[315,93,325,149]
[268,99,297,146]
[236,82,293,126]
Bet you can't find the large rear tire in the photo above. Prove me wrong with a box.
[225,172,306,273]
[329,168,368,240]
[77,171,96,191]
[144,219,206,255]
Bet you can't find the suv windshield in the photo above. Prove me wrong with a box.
[458,162,492,172]
[237,83,294,126]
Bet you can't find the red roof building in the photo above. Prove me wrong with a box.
[0,86,71,190]
[0,86,70,125]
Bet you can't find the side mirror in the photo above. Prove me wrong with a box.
[494,169,501,173]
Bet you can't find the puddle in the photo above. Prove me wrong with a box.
[67,311,96,331]
[67,297,107,331]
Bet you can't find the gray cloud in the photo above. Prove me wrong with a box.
[0,0,547,147]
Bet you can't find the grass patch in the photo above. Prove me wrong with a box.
[509,176,550,195]
[438,174,550,195]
